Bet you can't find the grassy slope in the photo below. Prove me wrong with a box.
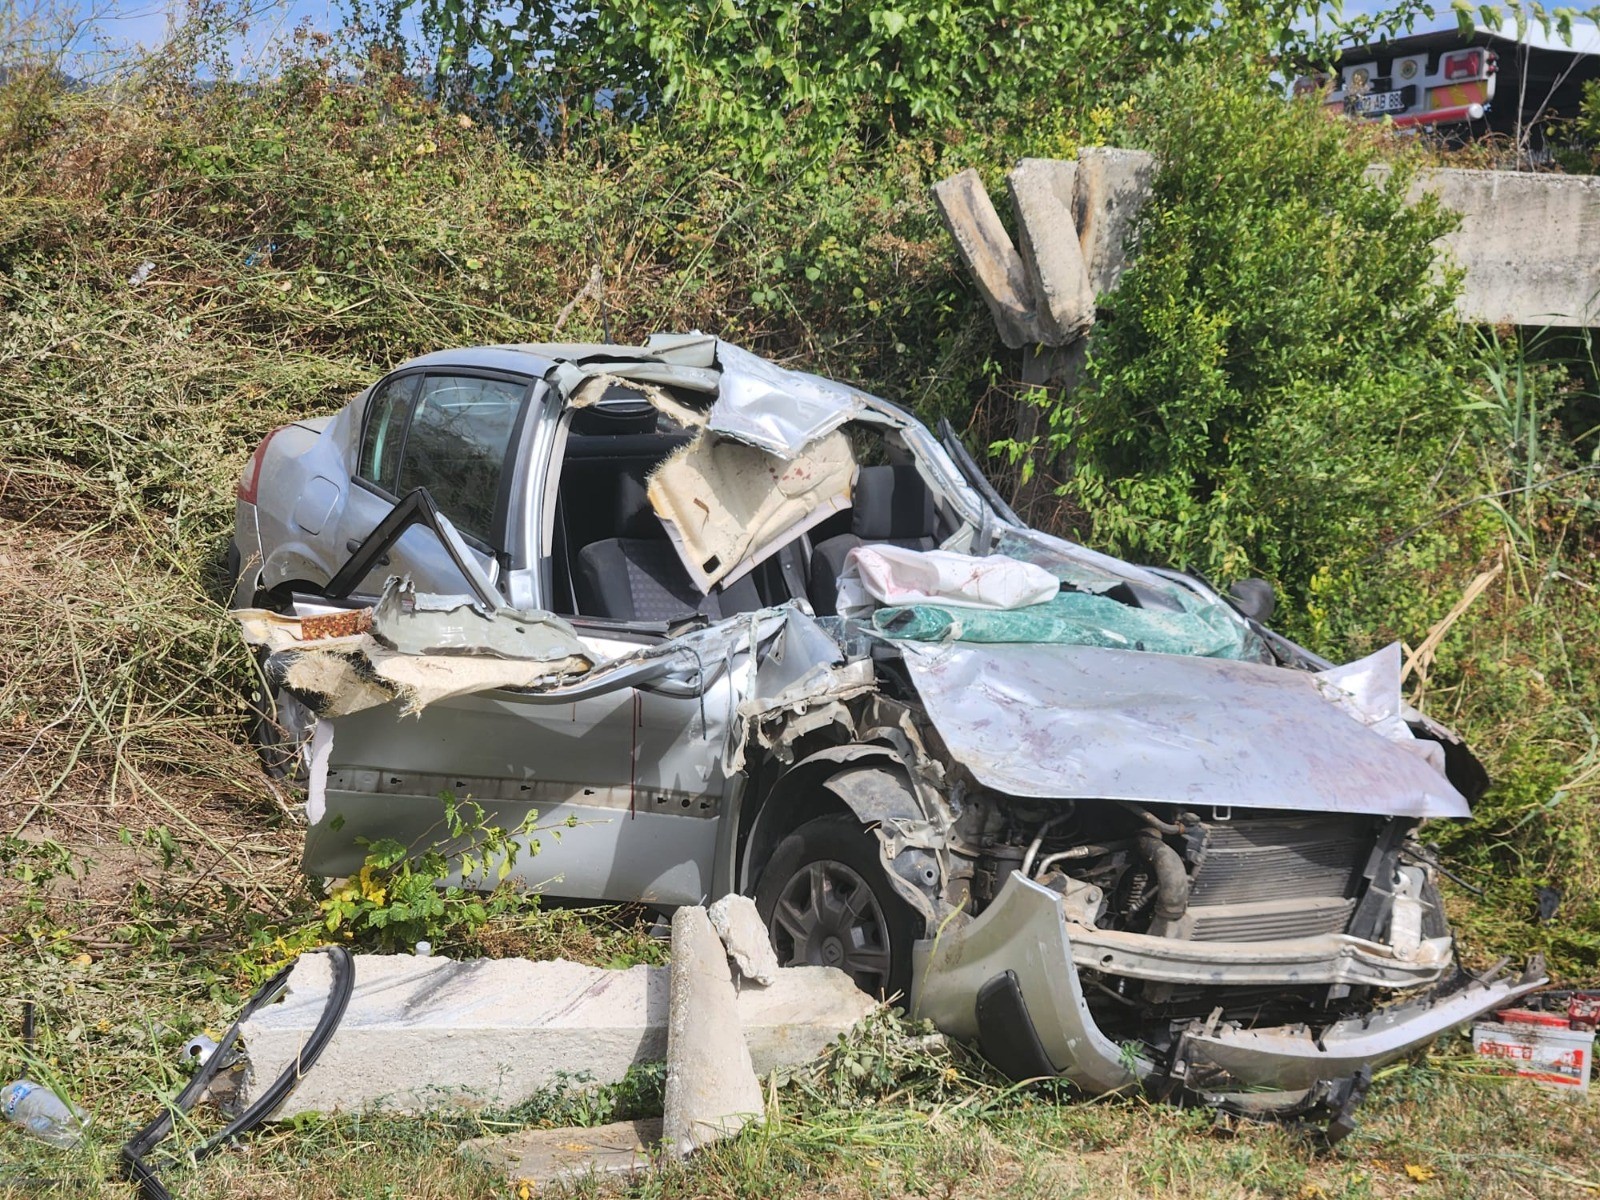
[2,49,1600,1200]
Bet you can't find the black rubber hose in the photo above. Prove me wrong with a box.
[119,945,355,1200]
[1116,800,1185,837]
[1136,830,1190,936]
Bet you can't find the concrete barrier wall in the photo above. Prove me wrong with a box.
[937,151,1600,338]
[1399,166,1600,328]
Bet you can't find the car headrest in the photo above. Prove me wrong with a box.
[615,473,666,539]
[851,464,937,541]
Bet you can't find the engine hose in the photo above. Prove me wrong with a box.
[1020,812,1073,878]
[1136,830,1190,937]
[120,945,355,1200]
[1116,800,1185,837]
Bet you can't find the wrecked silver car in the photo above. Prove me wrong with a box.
[228,333,1544,1124]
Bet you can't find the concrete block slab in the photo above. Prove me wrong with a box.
[238,954,873,1119]
[1369,163,1600,327]
[661,906,764,1157]
[1008,158,1095,342]
[458,1118,661,1185]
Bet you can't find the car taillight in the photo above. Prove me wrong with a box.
[237,426,285,504]
[1443,50,1482,81]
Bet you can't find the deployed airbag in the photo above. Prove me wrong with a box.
[836,545,1060,616]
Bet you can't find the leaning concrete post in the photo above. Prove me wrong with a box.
[662,905,766,1158]
[931,169,1045,348]
[1007,158,1096,342]
[1074,148,1156,299]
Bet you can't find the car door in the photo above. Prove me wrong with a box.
[305,393,738,906]
[334,370,534,598]
[305,643,737,906]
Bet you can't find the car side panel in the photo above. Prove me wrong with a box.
[304,633,732,904]
[249,419,348,595]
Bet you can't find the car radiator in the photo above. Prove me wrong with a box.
[1180,816,1373,943]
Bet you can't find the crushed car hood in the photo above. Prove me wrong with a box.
[898,641,1471,818]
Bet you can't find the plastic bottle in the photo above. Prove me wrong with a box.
[1,1080,86,1148]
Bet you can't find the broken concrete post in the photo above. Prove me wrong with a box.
[1007,158,1096,343]
[661,906,765,1157]
[708,893,779,987]
[932,169,1043,349]
[237,953,873,1119]
[1074,147,1157,299]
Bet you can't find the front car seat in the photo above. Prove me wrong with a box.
[809,464,937,615]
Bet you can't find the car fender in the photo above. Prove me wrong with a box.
[742,745,943,922]
[259,538,340,595]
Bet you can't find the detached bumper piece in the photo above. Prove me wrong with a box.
[913,873,1547,1128]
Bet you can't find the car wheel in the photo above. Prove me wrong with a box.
[1421,877,1450,940]
[244,652,314,783]
[753,814,918,1001]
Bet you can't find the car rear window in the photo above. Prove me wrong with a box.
[395,374,528,544]
[358,374,420,493]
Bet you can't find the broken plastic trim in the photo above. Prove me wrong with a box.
[323,487,502,612]
[937,417,1022,527]
[914,872,1548,1111]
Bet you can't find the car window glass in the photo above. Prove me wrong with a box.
[396,374,528,544]
[357,374,421,493]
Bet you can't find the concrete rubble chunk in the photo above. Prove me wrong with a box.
[1075,147,1157,299]
[931,169,1043,349]
[661,905,766,1157]
[458,1117,661,1186]
[1007,158,1096,343]
[237,953,873,1119]
[708,893,780,986]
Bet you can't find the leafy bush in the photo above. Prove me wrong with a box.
[316,794,543,951]
[1302,328,1600,973]
[404,0,1371,171]
[412,0,1216,162]
[999,68,1464,601]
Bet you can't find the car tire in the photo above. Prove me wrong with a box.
[1420,876,1450,940]
[753,814,918,1002]
[244,651,314,783]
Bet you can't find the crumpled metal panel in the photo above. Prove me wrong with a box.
[706,341,869,458]
[369,585,589,660]
[897,641,1471,818]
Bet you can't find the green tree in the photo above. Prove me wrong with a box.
[406,0,1352,163]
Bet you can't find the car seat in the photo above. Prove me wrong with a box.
[575,476,761,622]
[808,464,938,616]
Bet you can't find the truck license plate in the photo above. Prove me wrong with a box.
[1358,90,1406,114]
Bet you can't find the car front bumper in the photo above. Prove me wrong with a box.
[911,873,1546,1109]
